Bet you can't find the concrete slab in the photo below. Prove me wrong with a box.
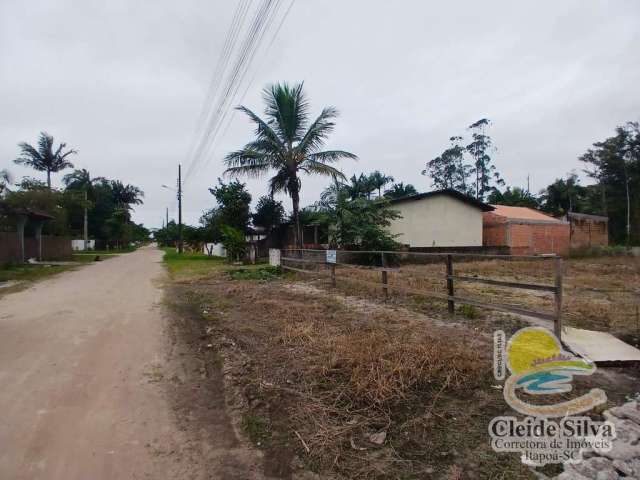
[563,327,640,363]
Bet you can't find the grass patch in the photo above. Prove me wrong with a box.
[162,247,228,278]
[229,266,281,281]
[0,263,76,283]
[243,413,271,445]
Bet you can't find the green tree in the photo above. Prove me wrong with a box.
[368,170,394,198]
[488,186,539,208]
[316,183,400,251]
[466,119,503,200]
[539,173,587,216]
[63,169,105,249]
[252,196,284,233]
[384,182,417,199]
[224,82,356,247]
[580,121,640,245]
[13,132,77,189]
[423,136,472,193]
[208,179,252,233]
[109,180,144,219]
[220,225,246,261]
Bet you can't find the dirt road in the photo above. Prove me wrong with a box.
[0,246,265,480]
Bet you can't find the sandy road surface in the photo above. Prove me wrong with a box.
[0,246,265,480]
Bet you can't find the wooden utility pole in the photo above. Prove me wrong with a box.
[84,190,89,251]
[178,164,183,254]
[166,207,169,228]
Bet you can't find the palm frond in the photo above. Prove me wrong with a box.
[306,150,357,164]
[268,167,298,195]
[299,160,346,181]
[236,105,283,149]
[263,82,309,143]
[296,107,339,155]
[225,164,273,179]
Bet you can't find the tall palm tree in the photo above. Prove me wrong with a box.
[110,180,144,220]
[14,132,77,189]
[369,170,394,198]
[63,169,105,249]
[224,82,357,246]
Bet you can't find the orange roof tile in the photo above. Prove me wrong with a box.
[489,205,563,223]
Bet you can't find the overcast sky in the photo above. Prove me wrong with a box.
[2,0,639,227]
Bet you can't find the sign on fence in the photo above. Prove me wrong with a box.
[326,249,337,264]
[269,249,281,266]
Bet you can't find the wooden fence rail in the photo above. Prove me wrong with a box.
[279,250,564,339]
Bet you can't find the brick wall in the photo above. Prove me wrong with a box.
[570,217,608,249]
[482,213,569,255]
[482,212,508,247]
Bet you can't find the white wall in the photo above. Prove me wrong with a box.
[203,243,226,257]
[387,195,483,247]
[71,239,96,251]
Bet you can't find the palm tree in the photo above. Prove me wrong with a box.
[110,180,144,219]
[224,82,357,246]
[384,182,418,199]
[14,132,76,189]
[369,170,394,198]
[63,169,105,249]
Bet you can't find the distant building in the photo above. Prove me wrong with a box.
[563,212,608,250]
[386,189,494,248]
[483,205,569,255]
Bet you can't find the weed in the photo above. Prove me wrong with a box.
[229,266,281,281]
[459,304,478,319]
[243,413,270,444]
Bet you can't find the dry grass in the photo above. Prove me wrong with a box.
[290,255,640,343]
[168,269,535,479]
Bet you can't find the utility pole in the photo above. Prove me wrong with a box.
[84,189,89,251]
[178,164,183,254]
[166,207,169,228]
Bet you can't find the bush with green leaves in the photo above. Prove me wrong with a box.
[220,225,246,262]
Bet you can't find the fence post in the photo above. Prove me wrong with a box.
[330,263,336,287]
[446,254,455,315]
[554,256,563,340]
[380,252,388,300]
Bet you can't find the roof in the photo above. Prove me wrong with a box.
[489,205,564,223]
[566,212,608,222]
[387,189,494,212]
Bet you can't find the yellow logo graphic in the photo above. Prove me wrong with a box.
[503,327,607,418]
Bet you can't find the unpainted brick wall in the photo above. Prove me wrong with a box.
[482,213,569,255]
[570,218,608,249]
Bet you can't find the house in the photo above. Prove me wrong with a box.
[483,205,569,255]
[563,212,608,250]
[386,189,494,248]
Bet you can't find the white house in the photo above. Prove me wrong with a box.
[386,189,493,247]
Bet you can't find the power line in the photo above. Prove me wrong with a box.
[184,0,252,169]
[184,0,294,185]
[185,0,275,181]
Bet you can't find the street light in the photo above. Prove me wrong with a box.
[161,165,183,253]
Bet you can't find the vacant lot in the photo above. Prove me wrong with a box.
[287,254,640,344]
[165,252,640,479]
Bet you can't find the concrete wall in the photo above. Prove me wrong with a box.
[203,243,226,257]
[71,239,96,251]
[387,195,484,247]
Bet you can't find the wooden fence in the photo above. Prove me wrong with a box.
[278,248,564,339]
